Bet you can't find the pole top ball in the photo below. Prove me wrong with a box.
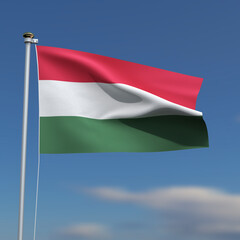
[23,32,34,38]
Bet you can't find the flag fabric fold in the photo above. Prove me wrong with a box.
[36,45,208,154]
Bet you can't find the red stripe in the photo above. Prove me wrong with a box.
[36,45,203,109]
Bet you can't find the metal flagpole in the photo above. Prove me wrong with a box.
[18,32,38,240]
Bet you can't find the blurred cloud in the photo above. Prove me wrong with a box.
[59,223,110,240]
[236,115,240,122]
[83,186,240,238]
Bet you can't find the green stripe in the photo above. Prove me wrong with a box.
[40,116,208,154]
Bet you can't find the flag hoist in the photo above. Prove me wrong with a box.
[18,33,38,240]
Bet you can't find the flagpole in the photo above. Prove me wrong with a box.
[18,32,38,240]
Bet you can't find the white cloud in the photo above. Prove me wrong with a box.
[60,223,110,239]
[84,186,240,237]
[236,115,240,122]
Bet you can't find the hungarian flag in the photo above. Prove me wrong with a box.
[36,46,208,154]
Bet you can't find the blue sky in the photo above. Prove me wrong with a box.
[0,0,240,240]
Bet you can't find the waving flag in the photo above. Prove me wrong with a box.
[36,46,208,154]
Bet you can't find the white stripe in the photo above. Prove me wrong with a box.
[39,81,202,119]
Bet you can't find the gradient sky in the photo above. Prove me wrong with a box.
[1,1,240,240]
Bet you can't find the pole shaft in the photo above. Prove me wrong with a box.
[17,41,31,240]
